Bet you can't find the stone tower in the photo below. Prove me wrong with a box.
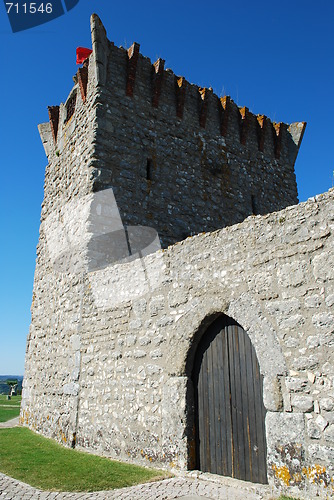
[39,14,305,249]
[21,15,334,499]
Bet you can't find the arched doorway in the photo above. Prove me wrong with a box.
[192,314,267,484]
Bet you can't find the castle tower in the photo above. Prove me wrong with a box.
[39,14,305,249]
[21,17,334,498]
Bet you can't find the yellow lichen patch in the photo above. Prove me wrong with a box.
[272,464,291,486]
[20,409,31,425]
[58,429,67,444]
[302,464,330,486]
[293,472,302,484]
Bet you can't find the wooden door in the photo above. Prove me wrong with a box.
[192,315,267,484]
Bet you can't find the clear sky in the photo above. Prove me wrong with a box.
[0,1,333,375]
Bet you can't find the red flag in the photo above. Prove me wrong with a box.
[76,47,93,64]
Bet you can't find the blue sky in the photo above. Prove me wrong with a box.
[0,1,333,375]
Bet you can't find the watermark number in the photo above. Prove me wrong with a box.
[4,0,80,33]
[6,2,53,14]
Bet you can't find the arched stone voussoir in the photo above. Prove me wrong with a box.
[165,289,286,383]
[228,292,287,378]
[165,290,231,377]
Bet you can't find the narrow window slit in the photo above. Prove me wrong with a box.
[65,90,77,123]
[146,158,153,181]
[251,195,258,215]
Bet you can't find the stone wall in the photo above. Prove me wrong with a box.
[22,13,332,499]
[93,32,303,248]
[22,188,334,498]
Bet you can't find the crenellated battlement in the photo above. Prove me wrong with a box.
[42,13,305,164]
[38,13,305,248]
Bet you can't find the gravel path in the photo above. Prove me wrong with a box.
[0,419,271,499]
[0,417,20,428]
[0,471,271,499]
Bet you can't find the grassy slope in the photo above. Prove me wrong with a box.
[0,395,21,423]
[0,427,168,491]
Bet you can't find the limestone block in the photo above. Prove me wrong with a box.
[306,335,321,348]
[149,296,165,316]
[126,335,137,347]
[266,298,300,319]
[277,261,307,288]
[139,336,151,346]
[315,414,329,431]
[71,368,80,381]
[279,314,304,329]
[161,376,188,468]
[313,251,334,282]
[308,444,334,468]
[266,412,306,479]
[263,376,283,411]
[285,376,309,393]
[266,412,305,444]
[292,355,319,371]
[157,316,173,328]
[129,319,142,330]
[152,334,165,346]
[63,382,79,396]
[284,337,299,348]
[168,289,189,308]
[322,411,334,424]
[324,424,334,444]
[291,394,314,412]
[307,419,322,439]
[70,334,81,351]
[133,350,146,359]
[325,293,334,307]
[150,349,163,359]
[132,298,147,315]
[312,312,334,331]
[320,398,334,412]
[322,362,333,375]
[305,294,322,308]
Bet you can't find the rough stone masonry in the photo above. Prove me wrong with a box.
[21,13,333,499]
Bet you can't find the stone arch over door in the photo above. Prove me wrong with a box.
[191,313,268,484]
[163,292,287,472]
[167,292,286,380]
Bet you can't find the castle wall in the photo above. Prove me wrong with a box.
[22,46,99,446]
[22,188,334,498]
[21,13,332,499]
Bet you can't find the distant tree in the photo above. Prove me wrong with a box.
[6,379,18,387]
[6,379,18,396]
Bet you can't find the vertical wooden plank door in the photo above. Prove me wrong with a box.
[192,315,267,484]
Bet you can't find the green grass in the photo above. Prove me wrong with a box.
[0,427,168,491]
[0,395,21,423]
[277,496,300,500]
